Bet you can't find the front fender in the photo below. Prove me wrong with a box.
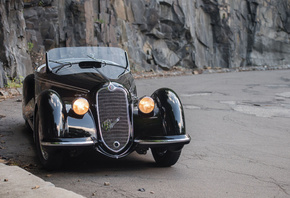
[152,88,186,136]
[36,90,66,140]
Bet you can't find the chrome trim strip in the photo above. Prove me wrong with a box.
[41,141,94,147]
[36,77,90,94]
[134,135,191,145]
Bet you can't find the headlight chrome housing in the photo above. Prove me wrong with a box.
[138,96,155,114]
[72,98,89,115]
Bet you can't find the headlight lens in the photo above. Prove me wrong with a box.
[72,98,89,115]
[138,96,155,114]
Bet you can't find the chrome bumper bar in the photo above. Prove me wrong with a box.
[41,137,94,147]
[134,134,191,145]
[41,134,191,147]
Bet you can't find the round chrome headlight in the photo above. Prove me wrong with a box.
[72,98,89,115]
[138,96,155,114]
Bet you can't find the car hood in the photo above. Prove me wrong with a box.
[43,72,134,94]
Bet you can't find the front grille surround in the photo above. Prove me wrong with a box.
[96,83,132,153]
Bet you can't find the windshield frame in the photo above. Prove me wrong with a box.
[46,47,129,72]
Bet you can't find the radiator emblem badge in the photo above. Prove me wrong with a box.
[108,83,115,91]
[102,117,120,131]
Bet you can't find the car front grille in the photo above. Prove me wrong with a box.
[96,84,131,152]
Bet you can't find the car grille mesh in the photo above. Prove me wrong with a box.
[97,87,130,152]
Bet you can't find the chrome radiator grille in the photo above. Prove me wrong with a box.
[96,85,131,152]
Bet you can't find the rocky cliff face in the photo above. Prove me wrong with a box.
[0,0,32,87]
[0,0,290,87]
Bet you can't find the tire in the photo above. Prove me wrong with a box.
[151,147,181,167]
[35,112,63,170]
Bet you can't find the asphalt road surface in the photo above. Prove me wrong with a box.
[0,70,290,198]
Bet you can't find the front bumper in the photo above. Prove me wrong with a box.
[134,134,191,146]
[41,137,94,147]
[40,134,191,147]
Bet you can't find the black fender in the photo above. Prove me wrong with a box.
[22,74,35,122]
[22,74,35,106]
[151,88,186,136]
[133,88,186,138]
[35,90,66,141]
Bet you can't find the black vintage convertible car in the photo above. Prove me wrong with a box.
[22,47,190,170]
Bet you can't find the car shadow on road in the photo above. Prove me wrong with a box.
[59,150,157,173]
[25,132,158,174]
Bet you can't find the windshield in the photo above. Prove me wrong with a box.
[45,47,129,78]
[47,47,127,68]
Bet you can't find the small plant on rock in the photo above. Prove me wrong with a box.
[28,42,34,53]
[5,76,24,89]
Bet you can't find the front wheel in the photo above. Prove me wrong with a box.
[151,147,181,167]
[35,112,63,170]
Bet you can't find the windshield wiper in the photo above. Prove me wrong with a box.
[49,60,74,73]
[86,55,110,82]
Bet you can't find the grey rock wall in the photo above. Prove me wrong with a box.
[0,0,290,87]
[0,0,32,87]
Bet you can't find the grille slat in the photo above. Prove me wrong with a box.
[97,86,131,152]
